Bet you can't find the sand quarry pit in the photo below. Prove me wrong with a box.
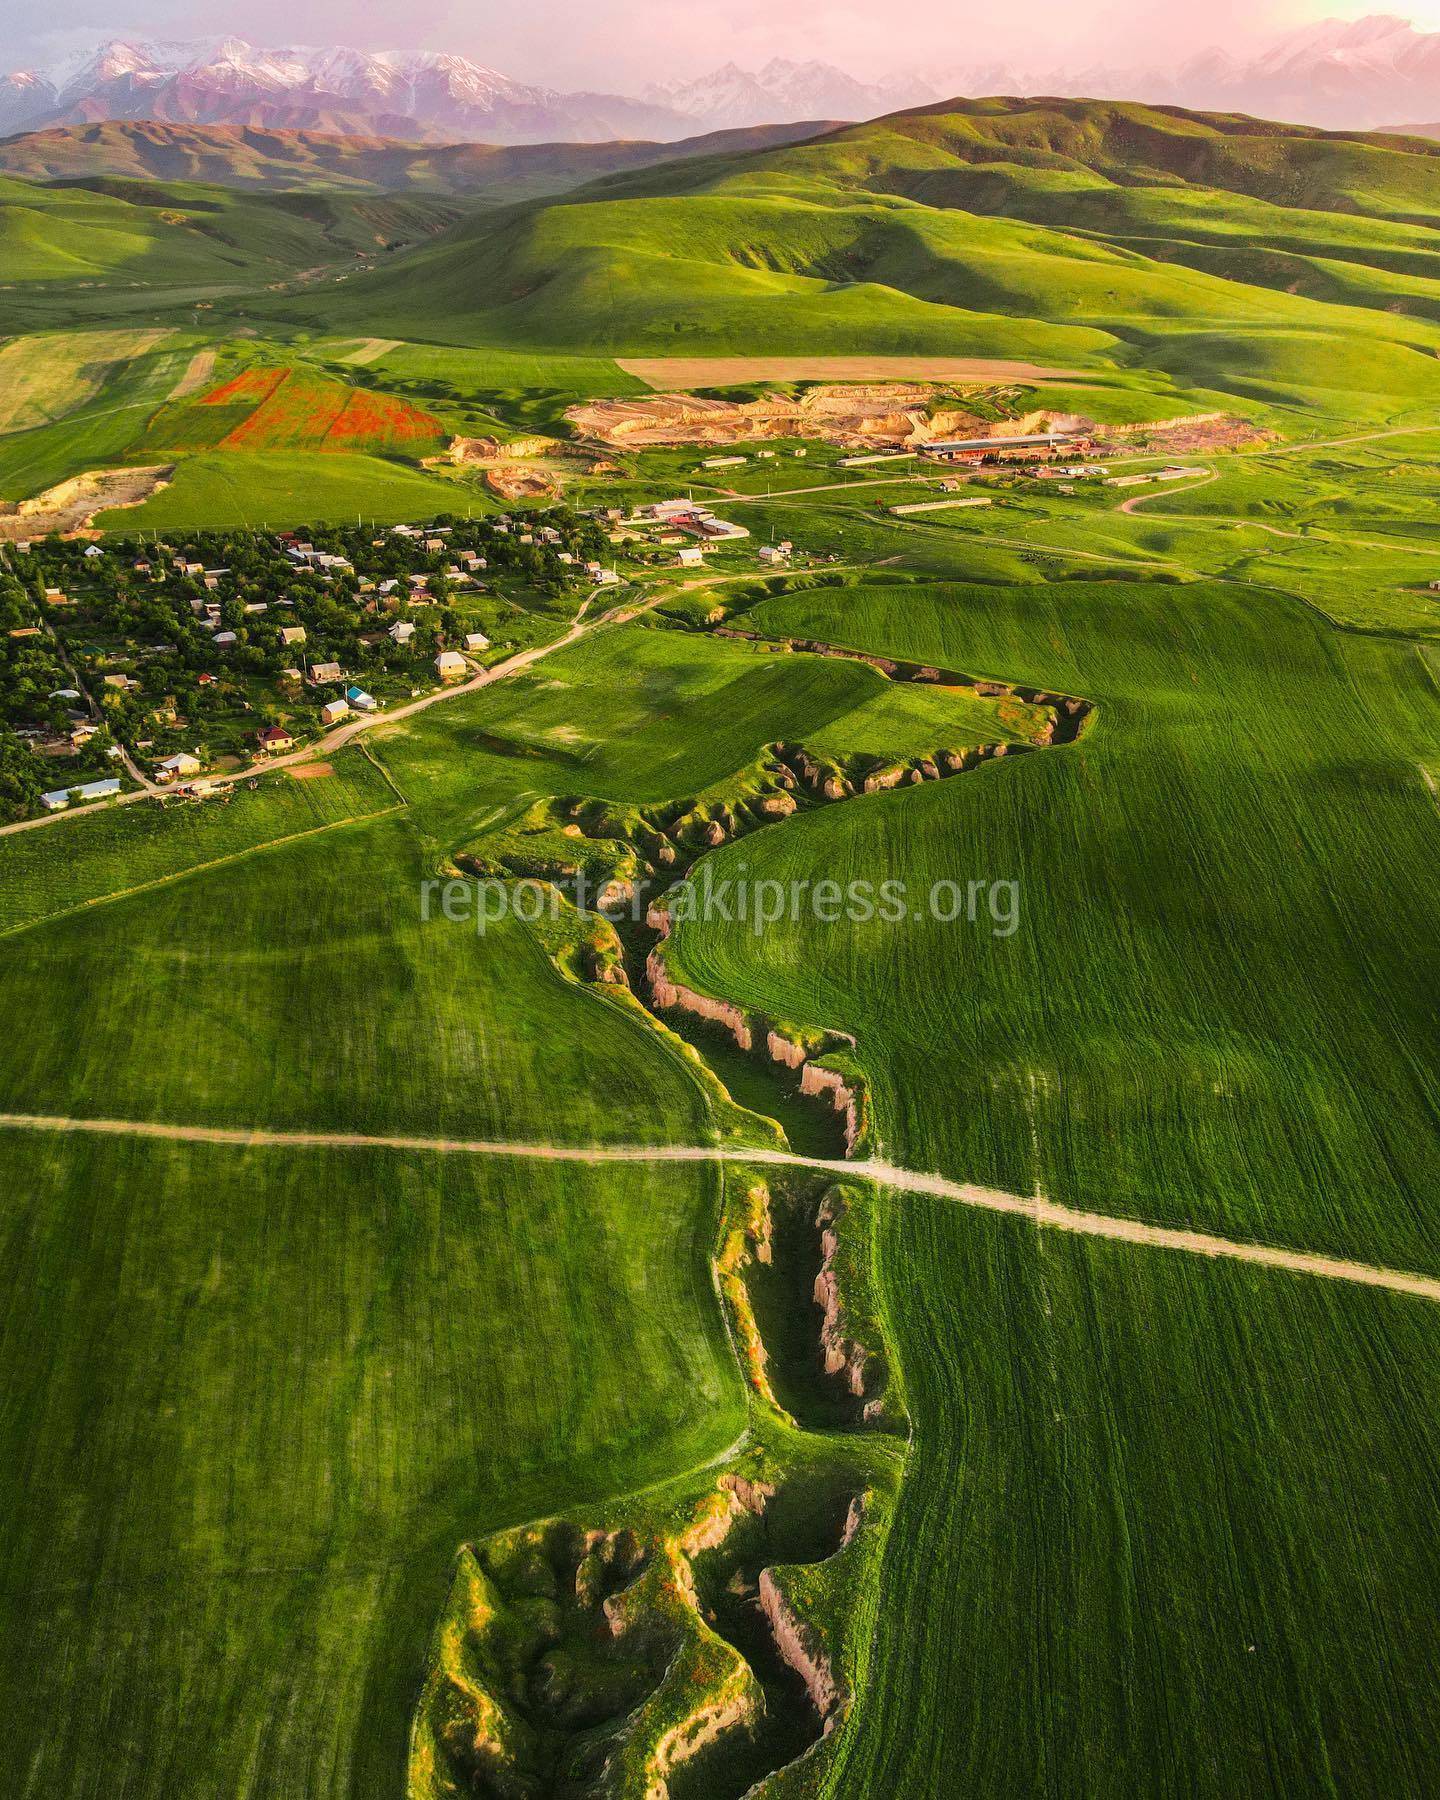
[0,464,173,540]
[617,356,1088,387]
[439,433,599,500]
[568,384,1090,452]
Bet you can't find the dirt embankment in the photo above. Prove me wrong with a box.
[1098,413,1274,455]
[505,641,1091,1159]
[757,1571,843,1729]
[0,465,172,539]
[440,432,606,499]
[568,386,1085,453]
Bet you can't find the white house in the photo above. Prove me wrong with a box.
[464,631,490,652]
[389,621,416,645]
[41,777,121,810]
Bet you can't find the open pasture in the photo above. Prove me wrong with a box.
[664,573,1440,1273]
[0,748,398,935]
[0,1130,741,1798]
[831,1197,1440,1795]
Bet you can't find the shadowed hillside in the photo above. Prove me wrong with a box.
[0,117,841,199]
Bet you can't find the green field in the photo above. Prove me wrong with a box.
[0,747,399,934]
[3,86,1440,1800]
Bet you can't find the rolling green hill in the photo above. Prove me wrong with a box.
[0,167,459,297]
[288,96,1440,422]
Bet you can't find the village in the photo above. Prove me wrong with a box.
[0,418,1231,824]
[0,507,618,818]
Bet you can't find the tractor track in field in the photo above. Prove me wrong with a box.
[2,1110,1439,1305]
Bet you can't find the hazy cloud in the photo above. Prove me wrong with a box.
[0,0,1399,85]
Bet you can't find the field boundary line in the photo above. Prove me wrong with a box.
[2,1112,1438,1304]
[0,801,406,941]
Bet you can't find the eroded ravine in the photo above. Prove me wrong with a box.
[462,623,1094,1162]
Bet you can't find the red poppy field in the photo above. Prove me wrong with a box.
[145,365,447,456]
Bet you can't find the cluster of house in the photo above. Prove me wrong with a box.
[623,499,753,564]
[642,499,751,541]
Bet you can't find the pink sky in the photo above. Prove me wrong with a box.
[9,0,1422,85]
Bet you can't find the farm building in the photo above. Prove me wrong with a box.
[280,626,306,646]
[677,546,705,567]
[434,651,467,682]
[321,699,350,726]
[464,631,490,652]
[40,777,121,810]
[346,687,378,712]
[308,662,343,686]
[155,752,202,781]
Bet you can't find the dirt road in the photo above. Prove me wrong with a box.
[618,356,1089,387]
[1,1109,1436,1304]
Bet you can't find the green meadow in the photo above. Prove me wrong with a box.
[1,86,1440,1800]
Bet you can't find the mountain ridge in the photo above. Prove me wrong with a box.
[0,117,840,197]
[10,19,1440,146]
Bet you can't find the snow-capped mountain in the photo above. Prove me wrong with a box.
[5,19,1440,147]
[0,37,692,143]
[646,59,927,130]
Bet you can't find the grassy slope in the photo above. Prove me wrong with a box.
[665,575,1440,1274]
[0,1132,742,1798]
[830,1206,1440,1795]
[0,171,452,287]
[288,98,1440,424]
[0,748,398,934]
[95,449,467,528]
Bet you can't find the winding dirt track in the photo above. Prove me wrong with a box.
[1,1110,1437,1305]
